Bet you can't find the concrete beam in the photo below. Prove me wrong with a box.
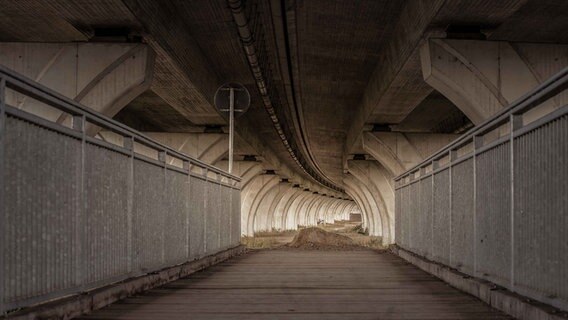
[0,42,154,133]
[344,0,445,161]
[362,132,458,176]
[421,39,568,124]
[144,132,228,166]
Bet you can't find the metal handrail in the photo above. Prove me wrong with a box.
[395,66,568,181]
[0,64,240,182]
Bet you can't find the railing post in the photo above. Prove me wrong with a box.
[472,135,483,276]
[0,77,6,314]
[431,160,437,259]
[510,114,522,290]
[183,160,191,260]
[124,137,134,274]
[158,150,167,266]
[72,114,86,290]
[203,168,209,254]
[449,150,457,266]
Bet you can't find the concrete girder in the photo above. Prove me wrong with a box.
[348,160,394,243]
[240,174,280,236]
[0,42,154,133]
[344,0,446,162]
[421,39,568,124]
[145,133,228,166]
[362,132,459,176]
[344,175,381,238]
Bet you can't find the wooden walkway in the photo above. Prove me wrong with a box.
[80,250,511,319]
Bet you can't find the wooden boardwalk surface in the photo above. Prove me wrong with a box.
[80,250,511,319]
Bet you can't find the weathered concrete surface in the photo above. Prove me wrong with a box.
[0,42,154,132]
[392,246,568,320]
[2,246,246,320]
[421,39,568,124]
[78,250,511,319]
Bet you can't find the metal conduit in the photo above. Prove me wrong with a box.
[227,0,343,192]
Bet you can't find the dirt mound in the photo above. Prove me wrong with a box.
[287,227,361,250]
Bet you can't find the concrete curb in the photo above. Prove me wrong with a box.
[2,245,247,320]
[391,245,568,320]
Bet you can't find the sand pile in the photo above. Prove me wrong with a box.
[287,227,360,250]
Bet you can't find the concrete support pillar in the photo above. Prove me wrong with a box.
[359,132,457,243]
[421,39,568,124]
[344,175,381,237]
[0,42,154,132]
[348,160,394,243]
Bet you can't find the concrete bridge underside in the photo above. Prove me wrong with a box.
[0,0,567,319]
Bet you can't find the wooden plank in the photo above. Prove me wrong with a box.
[79,250,511,319]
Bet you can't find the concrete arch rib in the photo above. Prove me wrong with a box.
[323,199,342,224]
[344,176,380,237]
[307,196,326,226]
[237,162,264,189]
[296,194,320,227]
[252,182,292,232]
[240,174,279,236]
[273,187,304,230]
[343,180,371,232]
[316,199,337,224]
[280,189,307,230]
[348,175,383,238]
[265,183,295,231]
[348,160,393,243]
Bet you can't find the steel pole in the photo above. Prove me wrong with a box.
[229,87,235,174]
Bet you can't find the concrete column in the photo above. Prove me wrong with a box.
[344,175,381,237]
[348,160,394,243]
[0,42,154,132]
[421,39,568,124]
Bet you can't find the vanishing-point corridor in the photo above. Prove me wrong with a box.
[1,1,568,319]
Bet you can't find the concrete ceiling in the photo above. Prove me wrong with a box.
[0,0,567,193]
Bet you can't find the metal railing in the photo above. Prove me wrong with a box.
[0,65,241,313]
[394,67,568,311]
